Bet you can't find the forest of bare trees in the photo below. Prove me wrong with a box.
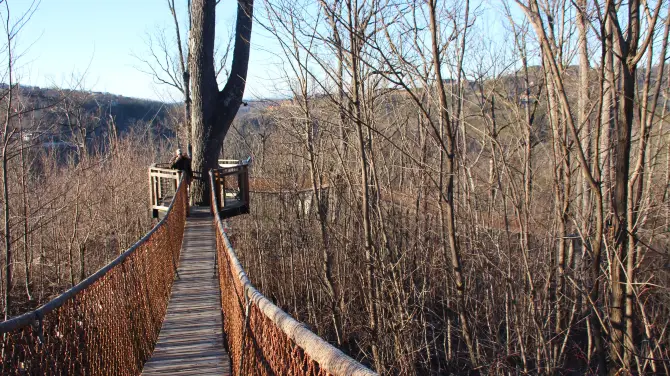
[219,0,670,374]
[0,1,177,322]
[2,0,669,374]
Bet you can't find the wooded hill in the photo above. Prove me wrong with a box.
[6,85,174,151]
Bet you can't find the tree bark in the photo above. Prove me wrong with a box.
[2,59,13,320]
[190,0,254,204]
[428,0,477,367]
[609,1,639,371]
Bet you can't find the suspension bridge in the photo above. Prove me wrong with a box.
[0,161,376,376]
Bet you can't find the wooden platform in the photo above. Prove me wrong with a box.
[142,207,231,375]
[219,198,249,219]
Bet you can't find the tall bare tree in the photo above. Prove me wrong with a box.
[134,0,192,148]
[1,0,40,320]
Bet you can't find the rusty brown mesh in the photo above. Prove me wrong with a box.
[0,178,188,376]
[211,171,376,376]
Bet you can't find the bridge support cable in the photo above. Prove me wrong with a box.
[0,177,189,375]
[210,170,377,376]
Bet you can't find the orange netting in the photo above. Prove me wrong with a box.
[0,178,188,375]
[211,170,376,376]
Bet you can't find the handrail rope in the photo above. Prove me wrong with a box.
[0,175,186,333]
[210,170,377,376]
[1,175,188,375]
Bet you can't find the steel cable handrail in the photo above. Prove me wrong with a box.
[0,176,188,375]
[210,170,377,376]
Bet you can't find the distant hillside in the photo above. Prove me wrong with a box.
[5,84,176,148]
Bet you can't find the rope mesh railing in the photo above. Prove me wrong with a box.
[211,170,377,376]
[0,177,188,375]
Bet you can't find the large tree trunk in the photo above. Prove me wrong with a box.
[190,0,254,204]
[189,0,217,203]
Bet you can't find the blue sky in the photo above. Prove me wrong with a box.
[9,0,519,102]
[13,0,279,101]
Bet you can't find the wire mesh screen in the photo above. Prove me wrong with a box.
[0,178,188,375]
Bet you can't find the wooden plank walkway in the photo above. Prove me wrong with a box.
[142,207,231,375]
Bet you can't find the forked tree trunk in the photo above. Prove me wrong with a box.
[190,0,254,204]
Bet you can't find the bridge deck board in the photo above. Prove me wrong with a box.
[142,207,231,375]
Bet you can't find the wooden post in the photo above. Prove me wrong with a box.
[220,171,226,209]
[243,167,249,206]
[216,170,223,212]
[210,170,215,215]
[157,175,163,203]
[149,169,154,209]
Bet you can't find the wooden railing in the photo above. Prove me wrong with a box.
[210,170,376,376]
[211,158,250,219]
[0,177,188,375]
[149,164,182,218]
